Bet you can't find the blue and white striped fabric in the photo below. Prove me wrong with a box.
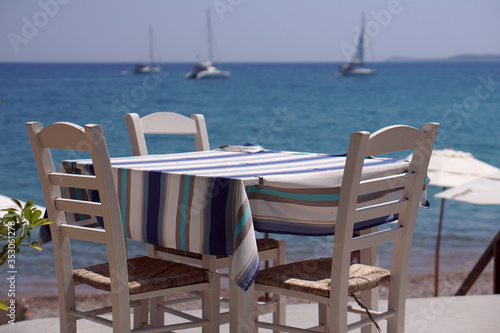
[40,150,410,290]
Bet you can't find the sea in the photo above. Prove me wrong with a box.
[1,61,500,296]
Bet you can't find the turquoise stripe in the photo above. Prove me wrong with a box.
[248,186,340,201]
[180,175,190,251]
[120,168,128,238]
[235,205,252,239]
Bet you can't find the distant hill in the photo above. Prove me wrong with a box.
[445,54,500,62]
[384,54,500,62]
[384,56,419,62]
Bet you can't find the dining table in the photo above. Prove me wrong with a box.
[39,146,416,332]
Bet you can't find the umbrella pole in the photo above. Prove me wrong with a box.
[435,191,446,297]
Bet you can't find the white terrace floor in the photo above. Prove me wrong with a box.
[3,295,499,332]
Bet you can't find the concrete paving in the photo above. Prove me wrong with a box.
[2,294,499,332]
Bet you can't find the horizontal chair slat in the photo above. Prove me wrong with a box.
[347,310,396,331]
[358,172,414,196]
[69,309,113,327]
[257,321,321,333]
[55,197,104,217]
[351,227,404,251]
[355,199,408,223]
[59,224,107,243]
[49,172,99,189]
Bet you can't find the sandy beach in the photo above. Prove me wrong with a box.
[10,269,494,320]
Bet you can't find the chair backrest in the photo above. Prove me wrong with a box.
[125,112,210,156]
[330,123,439,325]
[26,122,129,304]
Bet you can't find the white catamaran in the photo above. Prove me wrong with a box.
[135,26,160,74]
[185,9,230,79]
[337,14,375,76]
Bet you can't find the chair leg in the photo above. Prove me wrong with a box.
[360,227,379,333]
[318,303,327,329]
[59,289,77,333]
[111,297,132,333]
[146,244,166,327]
[272,239,287,330]
[359,289,379,333]
[149,296,165,326]
[272,294,286,333]
[52,233,78,333]
[329,287,349,333]
[133,299,149,329]
[387,277,406,333]
[275,240,287,266]
[110,276,133,332]
[203,272,220,333]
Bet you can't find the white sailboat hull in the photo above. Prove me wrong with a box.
[135,65,161,74]
[336,68,376,76]
[185,62,229,79]
[196,68,230,79]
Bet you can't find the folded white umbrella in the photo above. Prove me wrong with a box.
[435,171,500,205]
[425,148,500,187]
[408,148,500,296]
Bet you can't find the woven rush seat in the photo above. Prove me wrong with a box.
[158,237,281,259]
[73,255,209,295]
[255,257,390,297]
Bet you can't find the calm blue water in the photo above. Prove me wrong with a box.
[1,62,500,295]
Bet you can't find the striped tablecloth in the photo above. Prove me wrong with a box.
[41,149,411,290]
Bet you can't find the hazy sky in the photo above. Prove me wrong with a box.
[1,0,499,63]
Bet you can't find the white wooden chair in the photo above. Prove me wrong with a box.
[125,112,210,155]
[26,121,220,332]
[254,123,439,332]
[125,112,286,325]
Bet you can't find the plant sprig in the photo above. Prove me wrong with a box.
[0,199,52,311]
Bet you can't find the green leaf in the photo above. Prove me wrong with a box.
[12,198,23,210]
[0,300,7,311]
[32,218,52,228]
[29,242,42,251]
[24,207,32,220]
[31,209,42,222]
[3,212,18,219]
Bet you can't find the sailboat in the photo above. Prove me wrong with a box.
[135,26,160,74]
[185,9,230,79]
[337,14,376,76]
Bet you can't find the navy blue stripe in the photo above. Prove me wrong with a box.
[145,170,162,245]
[141,171,149,242]
[205,177,231,255]
[157,172,167,247]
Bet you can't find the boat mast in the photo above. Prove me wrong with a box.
[149,26,155,66]
[352,13,365,65]
[206,9,214,63]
